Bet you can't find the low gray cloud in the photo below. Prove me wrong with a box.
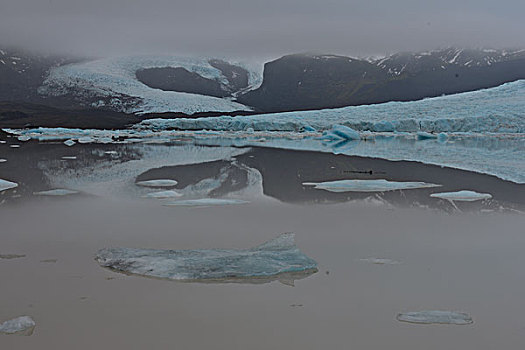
[1,0,524,58]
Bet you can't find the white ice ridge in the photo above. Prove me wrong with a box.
[0,178,18,192]
[396,311,473,325]
[0,316,36,335]
[136,80,525,133]
[163,198,249,207]
[142,190,183,199]
[303,179,441,192]
[39,55,255,114]
[430,190,492,201]
[136,179,178,188]
[95,233,318,284]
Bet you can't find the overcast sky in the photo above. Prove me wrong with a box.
[2,0,525,58]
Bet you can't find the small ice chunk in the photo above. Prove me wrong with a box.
[142,190,183,199]
[33,189,79,196]
[0,178,18,192]
[303,179,441,192]
[104,151,118,155]
[63,139,76,147]
[430,190,492,202]
[396,311,473,325]
[417,131,438,140]
[10,144,20,148]
[0,316,36,335]
[0,254,26,260]
[163,198,248,207]
[77,137,95,144]
[17,135,31,142]
[359,258,400,265]
[61,156,77,160]
[0,159,6,163]
[136,179,178,188]
[95,233,317,284]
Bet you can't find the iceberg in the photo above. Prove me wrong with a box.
[163,198,248,207]
[95,233,318,284]
[416,131,438,140]
[142,190,183,199]
[0,178,18,192]
[17,135,31,142]
[322,124,360,141]
[33,189,79,196]
[136,179,178,188]
[303,179,441,193]
[0,316,36,336]
[430,190,492,201]
[396,311,473,325]
[63,139,76,147]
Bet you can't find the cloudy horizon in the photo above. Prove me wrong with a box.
[2,0,525,58]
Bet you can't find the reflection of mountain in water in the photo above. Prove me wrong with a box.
[135,147,524,212]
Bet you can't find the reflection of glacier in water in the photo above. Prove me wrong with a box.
[95,233,318,285]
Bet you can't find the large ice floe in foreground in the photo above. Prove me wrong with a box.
[0,178,18,192]
[430,190,492,201]
[39,55,258,114]
[95,233,317,285]
[303,179,441,192]
[396,311,473,325]
[0,316,36,336]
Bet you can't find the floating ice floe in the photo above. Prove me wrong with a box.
[396,311,473,325]
[95,233,317,284]
[0,159,6,163]
[430,190,492,201]
[61,156,77,160]
[78,136,95,144]
[9,145,20,148]
[0,254,26,260]
[63,139,76,147]
[136,179,178,188]
[33,189,79,196]
[0,316,36,336]
[17,135,31,142]
[142,190,183,199]
[417,131,438,140]
[0,179,18,192]
[303,179,441,193]
[163,198,248,207]
[359,258,400,265]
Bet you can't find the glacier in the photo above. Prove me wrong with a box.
[136,80,525,133]
[0,316,36,335]
[303,179,441,192]
[95,233,318,284]
[39,55,258,114]
[396,311,473,325]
